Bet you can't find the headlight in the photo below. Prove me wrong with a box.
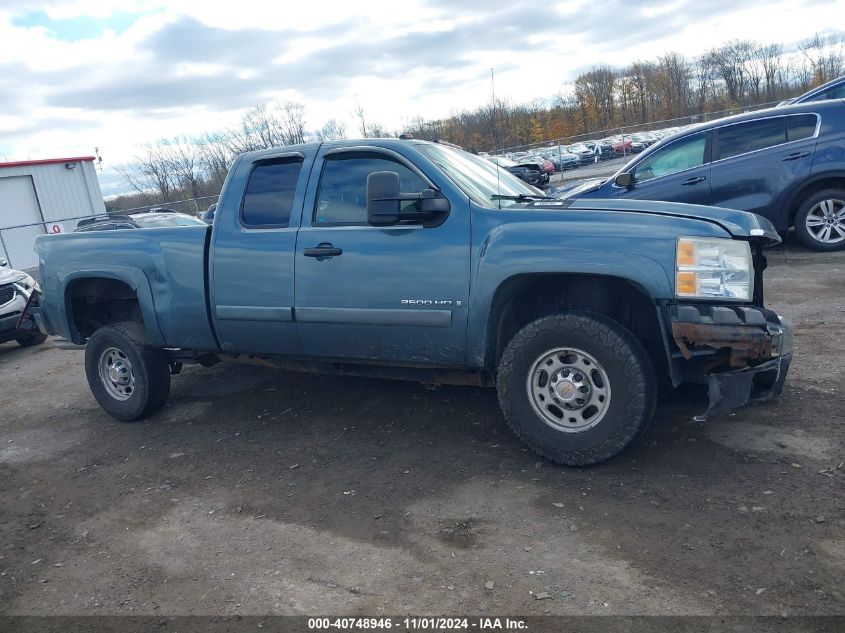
[676,237,753,301]
[14,275,39,293]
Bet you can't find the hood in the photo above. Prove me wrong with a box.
[551,178,606,198]
[528,198,781,244]
[0,267,28,285]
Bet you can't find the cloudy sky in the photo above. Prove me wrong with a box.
[0,0,841,195]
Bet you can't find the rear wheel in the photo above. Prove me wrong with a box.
[794,189,845,251]
[497,312,656,466]
[84,322,170,421]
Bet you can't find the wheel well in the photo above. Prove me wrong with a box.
[786,176,845,225]
[66,278,144,341]
[487,274,669,381]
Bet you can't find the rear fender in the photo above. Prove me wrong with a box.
[59,264,165,346]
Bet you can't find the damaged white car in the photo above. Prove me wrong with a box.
[0,258,47,347]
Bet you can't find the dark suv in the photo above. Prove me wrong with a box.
[780,75,845,106]
[561,100,845,251]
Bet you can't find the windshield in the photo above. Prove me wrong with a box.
[417,143,543,208]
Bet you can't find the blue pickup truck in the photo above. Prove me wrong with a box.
[27,138,794,465]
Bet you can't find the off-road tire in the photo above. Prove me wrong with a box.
[794,188,845,252]
[17,331,47,347]
[84,322,170,421]
[497,311,656,466]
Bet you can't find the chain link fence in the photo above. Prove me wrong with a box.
[0,195,219,272]
[106,195,219,218]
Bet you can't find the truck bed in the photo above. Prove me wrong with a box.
[35,225,218,350]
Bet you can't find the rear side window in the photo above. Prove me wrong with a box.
[241,158,303,227]
[715,118,786,161]
[787,114,818,141]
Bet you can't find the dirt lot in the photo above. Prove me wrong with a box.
[0,241,843,617]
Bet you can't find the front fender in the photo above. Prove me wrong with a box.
[467,248,672,367]
[57,264,165,347]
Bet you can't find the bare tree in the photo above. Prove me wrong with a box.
[116,142,175,203]
[799,32,845,84]
[755,43,784,100]
[315,119,347,141]
[278,101,307,145]
[164,136,204,199]
[199,131,237,190]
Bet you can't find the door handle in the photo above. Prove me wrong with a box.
[681,176,706,185]
[782,151,810,161]
[303,243,343,257]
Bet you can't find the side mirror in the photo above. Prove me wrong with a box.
[367,171,401,226]
[0,258,7,267]
[367,170,451,227]
[614,172,634,188]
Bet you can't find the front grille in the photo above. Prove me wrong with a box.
[0,284,15,306]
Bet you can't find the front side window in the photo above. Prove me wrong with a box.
[715,118,786,161]
[634,133,706,182]
[241,158,303,227]
[314,153,428,225]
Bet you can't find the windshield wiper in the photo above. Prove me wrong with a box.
[490,193,555,202]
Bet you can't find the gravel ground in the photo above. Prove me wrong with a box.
[0,239,843,616]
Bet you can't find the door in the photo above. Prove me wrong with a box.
[621,131,712,205]
[294,147,470,365]
[710,114,817,223]
[0,175,46,269]
[210,149,314,355]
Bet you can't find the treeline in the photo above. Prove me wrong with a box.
[109,32,844,211]
[403,33,844,150]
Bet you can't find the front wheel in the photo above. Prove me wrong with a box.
[497,312,656,466]
[794,189,845,251]
[84,322,170,421]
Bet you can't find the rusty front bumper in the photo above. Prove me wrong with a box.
[670,304,793,417]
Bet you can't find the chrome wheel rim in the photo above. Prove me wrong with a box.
[806,198,845,244]
[526,347,611,433]
[98,347,135,401]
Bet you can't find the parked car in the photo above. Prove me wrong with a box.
[583,141,614,160]
[779,75,845,106]
[527,154,555,175]
[559,100,845,251]
[549,149,581,170]
[0,258,47,347]
[489,156,549,187]
[75,211,208,232]
[565,143,595,165]
[545,146,581,168]
[604,136,633,156]
[28,138,792,467]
